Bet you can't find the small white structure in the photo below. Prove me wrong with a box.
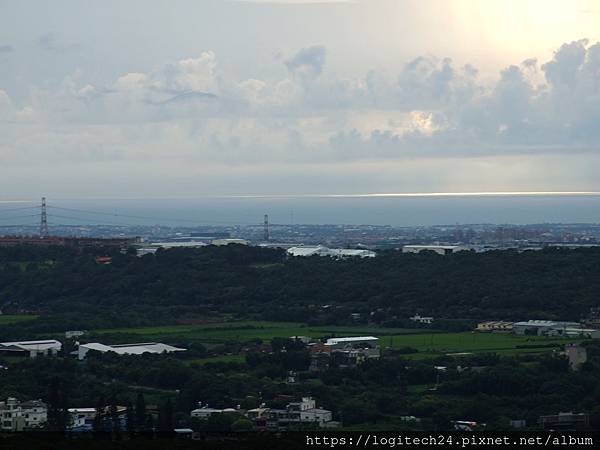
[0,340,62,358]
[65,330,86,339]
[78,342,186,360]
[403,245,466,255]
[410,314,434,324]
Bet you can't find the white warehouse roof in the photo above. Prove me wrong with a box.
[287,246,376,258]
[326,336,379,345]
[0,340,62,352]
[78,342,186,359]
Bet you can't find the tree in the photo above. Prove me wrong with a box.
[135,392,146,432]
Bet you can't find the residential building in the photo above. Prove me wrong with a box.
[0,398,47,431]
[78,342,186,360]
[0,340,62,358]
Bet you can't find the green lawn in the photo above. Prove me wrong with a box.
[387,332,579,359]
[89,321,430,345]
[0,315,39,325]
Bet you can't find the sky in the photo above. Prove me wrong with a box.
[1,0,600,199]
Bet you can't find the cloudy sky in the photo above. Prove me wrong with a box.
[1,0,600,199]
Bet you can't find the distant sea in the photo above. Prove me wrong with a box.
[24,193,600,227]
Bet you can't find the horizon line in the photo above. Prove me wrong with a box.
[3,191,600,202]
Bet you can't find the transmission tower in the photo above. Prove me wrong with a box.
[40,197,49,238]
[263,214,269,242]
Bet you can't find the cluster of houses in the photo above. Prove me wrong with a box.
[304,336,380,371]
[191,396,338,430]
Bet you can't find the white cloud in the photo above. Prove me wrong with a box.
[2,40,600,172]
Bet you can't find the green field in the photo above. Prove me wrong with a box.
[87,321,582,361]
[386,332,578,359]
[0,315,38,325]
[90,321,431,344]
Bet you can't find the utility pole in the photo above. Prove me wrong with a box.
[263,214,269,242]
[40,197,49,238]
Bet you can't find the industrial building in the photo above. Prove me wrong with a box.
[286,246,376,258]
[77,342,186,360]
[512,320,580,336]
[402,245,467,255]
[0,340,62,358]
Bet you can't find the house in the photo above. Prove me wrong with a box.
[410,314,434,325]
[476,321,513,332]
[261,397,333,429]
[67,408,97,432]
[0,398,47,431]
[78,342,186,360]
[0,340,62,358]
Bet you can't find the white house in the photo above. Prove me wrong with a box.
[0,398,47,431]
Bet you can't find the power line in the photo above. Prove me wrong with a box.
[0,205,40,213]
[0,214,40,221]
[49,205,261,225]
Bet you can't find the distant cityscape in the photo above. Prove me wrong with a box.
[2,221,600,251]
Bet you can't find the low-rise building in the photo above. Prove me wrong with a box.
[0,340,62,358]
[325,336,380,359]
[476,321,513,332]
[512,320,580,336]
[0,398,47,431]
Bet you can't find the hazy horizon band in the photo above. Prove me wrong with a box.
[4,191,600,203]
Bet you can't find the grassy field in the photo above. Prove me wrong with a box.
[387,332,578,359]
[0,315,38,325]
[87,321,582,361]
[90,321,431,344]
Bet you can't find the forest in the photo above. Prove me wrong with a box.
[1,244,600,335]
